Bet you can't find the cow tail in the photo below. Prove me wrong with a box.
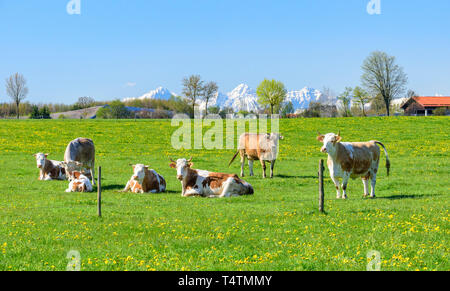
[228,151,240,167]
[375,141,390,177]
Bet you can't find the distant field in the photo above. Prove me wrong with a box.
[0,117,448,271]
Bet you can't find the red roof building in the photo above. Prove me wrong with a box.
[401,96,450,116]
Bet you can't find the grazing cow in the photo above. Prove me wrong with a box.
[170,158,254,198]
[65,171,93,193]
[229,133,284,178]
[317,132,390,199]
[62,138,96,185]
[33,153,66,181]
[122,164,166,194]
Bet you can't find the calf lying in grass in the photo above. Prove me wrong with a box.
[33,153,66,181]
[170,158,254,198]
[122,164,166,194]
[65,171,93,193]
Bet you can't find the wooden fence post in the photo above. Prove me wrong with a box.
[97,166,102,217]
[319,160,325,213]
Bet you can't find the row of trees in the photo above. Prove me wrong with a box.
[3,51,410,119]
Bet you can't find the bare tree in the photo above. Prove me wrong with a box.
[407,89,417,98]
[6,73,28,119]
[77,96,95,119]
[361,51,408,116]
[203,81,218,116]
[182,75,204,117]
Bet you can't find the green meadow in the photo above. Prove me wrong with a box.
[0,117,448,271]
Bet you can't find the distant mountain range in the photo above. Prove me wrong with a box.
[123,84,406,113]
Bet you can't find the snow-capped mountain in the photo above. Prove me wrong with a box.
[198,84,260,113]
[123,87,177,103]
[224,84,260,112]
[285,87,336,113]
[126,84,337,113]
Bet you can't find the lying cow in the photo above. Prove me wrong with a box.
[317,132,390,199]
[170,158,254,198]
[33,153,66,181]
[229,133,283,178]
[62,138,96,185]
[122,164,166,194]
[65,171,93,193]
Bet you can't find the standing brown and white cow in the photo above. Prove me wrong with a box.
[61,138,96,185]
[229,133,283,178]
[317,132,390,199]
[33,153,66,181]
[170,158,254,198]
[122,164,166,194]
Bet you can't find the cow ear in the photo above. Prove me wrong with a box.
[169,163,176,169]
[317,135,325,142]
[45,153,49,157]
[188,163,194,168]
[336,136,342,143]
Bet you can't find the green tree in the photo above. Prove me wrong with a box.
[39,106,51,119]
[256,79,287,115]
[29,105,40,119]
[280,101,294,118]
[353,86,370,117]
[109,100,131,119]
[338,87,353,117]
[361,51,408,116]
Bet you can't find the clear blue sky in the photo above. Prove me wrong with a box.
[1,0,449,104]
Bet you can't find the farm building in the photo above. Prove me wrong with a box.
[401,96,450,116]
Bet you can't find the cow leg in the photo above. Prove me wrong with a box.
[341,172,351,199]
[331,175,341,199]
[240,154,246,177]
[248,160,254,177]
[370,174,377,198]
[362,178,370,198]
[260,160,267,178]
[90,162,96,185]
[270,160,276,178]
[121,181,132,192]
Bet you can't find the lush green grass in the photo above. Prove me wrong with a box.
[0,117,448,271]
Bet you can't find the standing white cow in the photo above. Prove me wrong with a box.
[317,132,390,199]
[229,133,283,178]
[62,138,96,185]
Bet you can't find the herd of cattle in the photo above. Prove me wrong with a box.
[33,132,390,199]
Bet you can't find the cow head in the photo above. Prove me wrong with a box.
[33,153,49,169]
[317,131,342,154]
[130,164,149,184]
[169,158,193,181]
[61,161,84,180]
[70,172,87,192]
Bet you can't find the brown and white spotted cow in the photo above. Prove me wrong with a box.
[65,171,93,193]
[170,158,254,198]
[229,133,284,178]
[122,164,166,194]
[33,153,66,181]
[317,132,390,199]
[62,138,96,185]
